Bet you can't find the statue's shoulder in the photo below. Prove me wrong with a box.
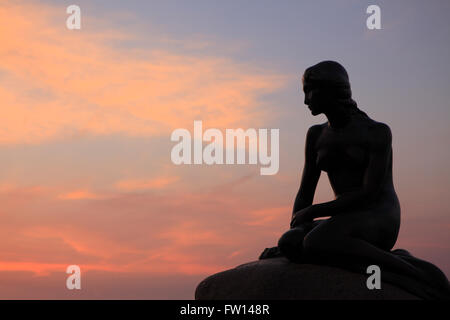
[306,123,327,143]
[366,119,391,133]
[365,119,392,147]
[307,122,327,135]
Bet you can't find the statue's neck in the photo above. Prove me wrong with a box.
[324,107,353,129]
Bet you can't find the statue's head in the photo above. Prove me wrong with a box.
[302,61,355,116]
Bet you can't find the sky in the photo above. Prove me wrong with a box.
[0,0,449,299]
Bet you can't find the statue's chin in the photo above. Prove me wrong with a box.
[308,106,320,116]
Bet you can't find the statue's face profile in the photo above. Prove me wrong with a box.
[302,80,330,116]
[302,61,352,117]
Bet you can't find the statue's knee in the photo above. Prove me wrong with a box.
[303,230,324,254]
[278,228,305,261]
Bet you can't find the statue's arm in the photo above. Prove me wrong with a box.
[292,125,322,216]
[308,122,392,219]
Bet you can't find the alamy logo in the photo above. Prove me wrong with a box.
[366,265,381,289]
[66,265,81,290]
[66,5,81,30]
[170,121,279,175]
[366,5,381,30]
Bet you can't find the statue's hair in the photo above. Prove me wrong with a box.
[303,61,369,118]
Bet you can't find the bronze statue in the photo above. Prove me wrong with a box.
[259,61,450,299]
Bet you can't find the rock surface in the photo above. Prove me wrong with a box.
[195,257,420,300]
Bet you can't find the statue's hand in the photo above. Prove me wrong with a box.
[290,208,314,228]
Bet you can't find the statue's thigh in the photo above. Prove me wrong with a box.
[311,210,383,244]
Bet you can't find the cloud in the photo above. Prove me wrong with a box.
[114,176,179,192]
[0,182,265,280]
[0,2,286,145]
[58,190,106,200]
[0,261,68,277]
[244,206,290,226]
[157,222,226,247]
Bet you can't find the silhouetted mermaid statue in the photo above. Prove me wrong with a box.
[259,61,450,300]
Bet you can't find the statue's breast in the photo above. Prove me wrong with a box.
[316,145,368,172]
[315,130,369,172]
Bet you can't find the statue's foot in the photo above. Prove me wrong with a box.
[259,246,284,260]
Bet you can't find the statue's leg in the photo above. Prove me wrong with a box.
[302,212,426,281]
[277,220,324,262]
[391,249,450,289]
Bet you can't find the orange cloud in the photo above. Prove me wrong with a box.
[0,261,69,277]
[157,222,229,247]
[244,206,290,226]
[0,2,286,145]
[58,190,106,200]
[0,183,45,196]
[0,185,254,278]
[115,176,179,191]
[6,221,233,277]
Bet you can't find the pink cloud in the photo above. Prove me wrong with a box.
[0,2,286,145]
